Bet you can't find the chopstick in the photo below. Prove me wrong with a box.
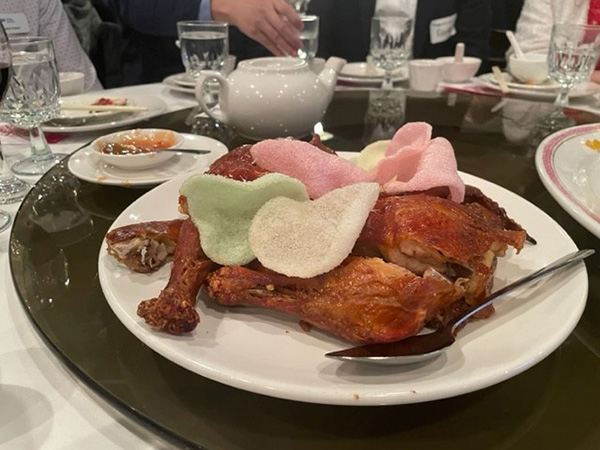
[491,66,510,94]
[60,104,149,112]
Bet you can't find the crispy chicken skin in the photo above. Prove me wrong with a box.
[137,219,214,334]
[353,194,527,305]
[106,219,183,273]
[206,257,465,343]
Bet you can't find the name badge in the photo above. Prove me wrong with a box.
[430,13,457,45]
[0,13,30,35]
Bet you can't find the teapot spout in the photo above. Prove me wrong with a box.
[317,57,346,101]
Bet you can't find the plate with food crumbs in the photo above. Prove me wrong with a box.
[536,123,600,238]
[42,94,168,133]
[98,152,586,406]
[68,133,228,187]
[477,73,600,99]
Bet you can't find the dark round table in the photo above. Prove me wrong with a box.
[10,90,600,449]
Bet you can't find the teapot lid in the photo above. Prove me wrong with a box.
[238,57,309,72]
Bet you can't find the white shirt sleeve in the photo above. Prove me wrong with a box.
[513,0,589,55]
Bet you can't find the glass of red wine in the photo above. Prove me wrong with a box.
[0,36,65,177]
[0,22,29,232]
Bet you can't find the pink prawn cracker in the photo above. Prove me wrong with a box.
[250,139,371,199]
[371,122,465,202]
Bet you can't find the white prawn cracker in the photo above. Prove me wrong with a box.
[249,182,380,278]
[180,173,309,266]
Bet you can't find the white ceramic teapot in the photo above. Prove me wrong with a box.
[195,56,346,140]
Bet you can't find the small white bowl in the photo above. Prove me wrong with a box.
[409,59,445,91]
[508,53,548,84]
[436,56,482,83]
[59,71,85,96]
[91,128,184,170]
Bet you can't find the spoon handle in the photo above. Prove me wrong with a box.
[451,249,595,332]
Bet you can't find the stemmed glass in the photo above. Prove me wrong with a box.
[0,23,29,232]
[0,36,65,176]
[545,24,600,128]
[369,16,413,90]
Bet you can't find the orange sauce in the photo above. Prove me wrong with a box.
[100,130,178,155]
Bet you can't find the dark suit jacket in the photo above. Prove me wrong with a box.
[308,0,491,68]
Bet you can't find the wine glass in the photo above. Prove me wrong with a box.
[0,23,29,232]
[545,24,600,128]
[369,16,413,90]
[0,36,66,177]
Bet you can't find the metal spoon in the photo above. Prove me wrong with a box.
[325,249,594,366]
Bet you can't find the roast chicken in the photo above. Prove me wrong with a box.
[105,141,529,341]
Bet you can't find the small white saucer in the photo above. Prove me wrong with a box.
[68,133,228,187]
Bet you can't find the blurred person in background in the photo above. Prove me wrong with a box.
[307,0,492,71]
[0,0,102,91]
[61,0,102,55]
[513,0,600,83]
[94,0,303,85]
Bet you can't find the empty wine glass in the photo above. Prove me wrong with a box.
[369,16,413,90]
[0,22,29,232]
[0,36,66,177]
[545,24,600,128]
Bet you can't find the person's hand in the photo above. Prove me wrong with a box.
[591,70,600,84]
[212,0,303,56]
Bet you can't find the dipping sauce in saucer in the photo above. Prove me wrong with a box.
[99,129,180,155]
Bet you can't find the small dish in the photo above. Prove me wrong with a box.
[436,56,482,83]
[68,133,228,187]
[91,128,184,170]
[508,53,548,84]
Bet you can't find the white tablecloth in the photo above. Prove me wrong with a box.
[0,83,196,449]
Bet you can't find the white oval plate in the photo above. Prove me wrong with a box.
[98,164,587,406]
[68,133,228,187]
[340,62,408,81]
[487,72,559,91]
[477,73,600,99]
[535,123,600,238]
[42,94,168,133]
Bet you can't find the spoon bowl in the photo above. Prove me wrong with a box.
[326,249,594,366]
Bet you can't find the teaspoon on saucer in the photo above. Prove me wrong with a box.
[325,249,594,366]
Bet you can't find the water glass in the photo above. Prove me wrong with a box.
[288,0,311,14]
[0,36,65,177]
[177,21,229,81]
[545,24,600,127]
[298,15,319,63]
[370,16,413,90]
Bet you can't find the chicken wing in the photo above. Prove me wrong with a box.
[106,219,183,273]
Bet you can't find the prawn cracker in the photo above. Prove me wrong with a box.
[249,182,380,278]
[180,173,309,266]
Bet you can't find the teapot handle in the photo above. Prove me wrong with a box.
[195,71,229,123]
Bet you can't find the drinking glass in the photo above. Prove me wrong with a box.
[545,24,600,127]
[177,21,229,81]
[288,0,311,14]
[369,16,413,90]
[297,15,319,64]
[0,23,28,232]
[0,36,65,177]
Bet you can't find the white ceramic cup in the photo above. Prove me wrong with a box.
[508,53,549,84]
[436,56,482,83]
[59,71,85,96]
[409,59,445,91]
